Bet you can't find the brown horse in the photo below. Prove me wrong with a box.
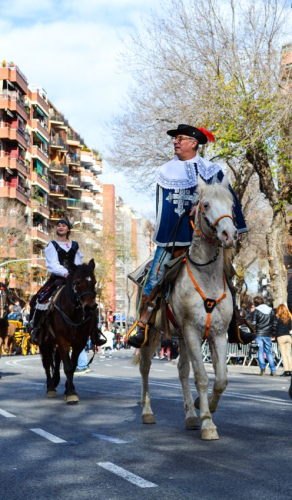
[0,283,15,357]
[40,259,97,403]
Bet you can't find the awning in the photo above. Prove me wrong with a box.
[35,105,46,117]
[18,172,26,180]
[5,108,14,118]
[5,167,13,175]
[35,131,48,145]
[36,160,43,175]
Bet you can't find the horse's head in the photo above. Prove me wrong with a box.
[69,259,97,311]
[0,282,8,319]
[196,176,238,248]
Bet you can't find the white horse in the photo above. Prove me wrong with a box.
[137,176,238,440]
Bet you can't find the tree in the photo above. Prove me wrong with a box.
[107,0,292,305]
[0,199,30,296]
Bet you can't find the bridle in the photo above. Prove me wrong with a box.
[191,200,234,245]
[55,279,96,328]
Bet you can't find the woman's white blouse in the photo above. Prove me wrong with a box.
[44,241,83,276]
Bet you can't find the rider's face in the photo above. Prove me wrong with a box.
[56,222,69,237]
[173,135,198,161]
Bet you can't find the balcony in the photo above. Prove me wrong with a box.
[0,182,29,205]
[49,162,69,176]
[0,65,28,93]
[31,171,50,193]
[29,89,49,115]
[50,209,66,220]
[0,93,29,121]
[67,132,80,146]
[50,136,68,151]
[0,123,28,149]
[67,176,82,189]
[49,112,65,125]
[31,145,49,167]
[0,151,29,175]
[49,184,66,197]
[31,199,50,219]
[31,119,49,142]
[67,154,80,165]
[31,226,50,244]
[67,199,82,210]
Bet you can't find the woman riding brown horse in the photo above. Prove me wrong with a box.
[40,258,98,402]
[0,283,15,359]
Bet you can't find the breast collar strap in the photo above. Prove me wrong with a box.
[183,256,226,340]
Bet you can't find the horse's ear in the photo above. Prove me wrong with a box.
[198,175,206,193]
[88,259,95,271]
[221,174,229,188]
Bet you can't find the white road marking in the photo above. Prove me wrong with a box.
[93,433,130,444]
[0,408,16,418]
[97,462,157,488]
[152,369,165,372]
[30,428,67,443]
[105,364,112,367]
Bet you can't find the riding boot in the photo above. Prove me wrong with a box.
[128,289,158,348]
[30,309,44,345]
[91,310,107,347]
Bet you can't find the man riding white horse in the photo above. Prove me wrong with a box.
[128,124,248,348]
[30,217,106,347]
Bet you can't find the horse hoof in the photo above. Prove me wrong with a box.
[185,417,200,430]
[64,394,79,404]
[47,390,58,398]
[201,428,219,440]
[142,414,156,424]
[194,397,200,410]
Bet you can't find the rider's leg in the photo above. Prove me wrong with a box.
[91,310,107,347]
[128,247,172,348]
[30,308,45,345]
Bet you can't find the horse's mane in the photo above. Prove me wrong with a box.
[64,263,95,300]
[202,181,233,205]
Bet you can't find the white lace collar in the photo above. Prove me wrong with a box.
[156,154,222,189]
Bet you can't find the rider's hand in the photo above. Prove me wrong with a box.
[189,205,197,217]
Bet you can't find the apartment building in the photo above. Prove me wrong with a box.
[0,63,104,294]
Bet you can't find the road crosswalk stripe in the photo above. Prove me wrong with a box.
[0,408,16,418]
[97,462,157,488]
[93,433,130,444]
[30,428,67,443]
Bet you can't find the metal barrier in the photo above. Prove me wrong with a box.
[201,341,285,368]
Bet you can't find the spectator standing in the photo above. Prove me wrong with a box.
[275,304,292,376]
[21,302,30,331]
[249,296,277,376]
[76,349,90,374]
[101,328,115,358]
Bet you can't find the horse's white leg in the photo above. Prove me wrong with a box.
[139,345,156,424]
[208,336,228,413]
[185,331,219,440]
[177,339,200,429]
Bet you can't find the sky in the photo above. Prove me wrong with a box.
[0,0,158,215]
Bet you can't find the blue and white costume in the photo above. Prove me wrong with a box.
[144,154,247,296]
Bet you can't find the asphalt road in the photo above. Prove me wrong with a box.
[0,349,291,500]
